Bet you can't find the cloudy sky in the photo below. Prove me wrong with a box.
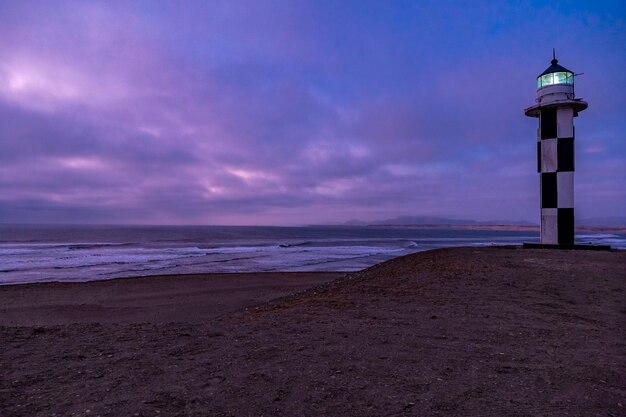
[0,1,624,225]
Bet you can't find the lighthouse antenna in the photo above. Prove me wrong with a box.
[551,48,558,65]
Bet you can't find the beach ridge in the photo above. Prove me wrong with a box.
[1,246,625,416]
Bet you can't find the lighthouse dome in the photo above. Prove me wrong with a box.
[537,57,574,89]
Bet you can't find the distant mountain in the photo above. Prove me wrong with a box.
[371,216,476,225]
[340,215,626,229]
[578,217,626,228]
[343,219,368,226]
[343,216,537,227]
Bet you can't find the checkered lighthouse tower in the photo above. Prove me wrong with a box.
[524,52,587,245]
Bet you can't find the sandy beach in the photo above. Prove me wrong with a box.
[1,246,625,416]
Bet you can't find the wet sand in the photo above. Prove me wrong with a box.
[1,247,625,416]
[0,272,342,326]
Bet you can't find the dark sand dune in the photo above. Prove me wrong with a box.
[1,247,625,416]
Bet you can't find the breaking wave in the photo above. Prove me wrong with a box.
[1,224,621,285]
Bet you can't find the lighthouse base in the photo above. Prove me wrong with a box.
[523,242,612,251]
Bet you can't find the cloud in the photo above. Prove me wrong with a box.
[0,0,624,224]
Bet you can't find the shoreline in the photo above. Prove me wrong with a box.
[2,246,625,416]
[2,227,624,287]
[0,270,347,290]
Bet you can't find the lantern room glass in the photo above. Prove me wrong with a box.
[537,71,574,89]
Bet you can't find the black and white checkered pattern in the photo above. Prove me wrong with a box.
[537,107,575,244]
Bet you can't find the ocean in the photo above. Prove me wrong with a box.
[0,224,624,285]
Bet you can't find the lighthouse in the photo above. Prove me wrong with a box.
[524,52,587,245]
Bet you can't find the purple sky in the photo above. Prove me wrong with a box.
[0,1,624,225]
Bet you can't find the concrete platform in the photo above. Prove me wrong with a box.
[523,242,612,251]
